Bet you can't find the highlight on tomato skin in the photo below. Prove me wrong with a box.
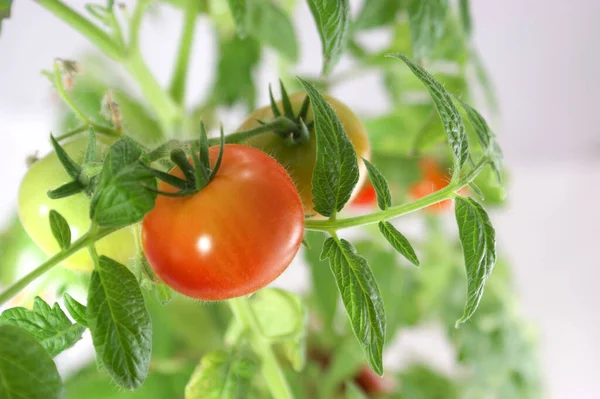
[141,144,304,301]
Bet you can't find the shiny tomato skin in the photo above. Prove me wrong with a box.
[142,144,304,301]
[18,137,136,272]
[238,92,370,216]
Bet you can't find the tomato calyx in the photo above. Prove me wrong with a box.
[46,130,102,200]
[142,124,226,198]
[258,81,314,146]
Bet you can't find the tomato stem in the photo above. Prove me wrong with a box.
[0,227,115,307]
[222,116,299,144]
[36,0,123,59]
[305,158,488,231]
[37,0,181,136]
[56,124,122,142]
[123,51,183,134]
[169,0,201,105]
[228,297,295,399]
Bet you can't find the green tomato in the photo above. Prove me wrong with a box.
[238,92,371,216]
[18,137,136,272]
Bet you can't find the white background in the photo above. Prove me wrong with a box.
[1,1,599,398]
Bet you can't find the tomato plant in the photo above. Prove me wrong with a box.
[142,144,304,300]
[18,137,135,272]
[238,92,370,216]
[0,1,540,399]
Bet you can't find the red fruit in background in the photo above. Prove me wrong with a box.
[351,182,377,207]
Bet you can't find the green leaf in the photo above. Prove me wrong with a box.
[64,293,89,328]
[298,79,359,217]
[320,237,386,375]
[87,255,152,389]
[0,0,12,34]
[386,53,469,171]
[355,241,419,337]
[250,288,306,341]
[408,0,449,60]
[0,296,86,357]
[378,221,420,267]
[453,95,504,182]
[91,138,157,228]
[251,289,307,371]
[307,0,350,75]
[453,96,493,150]
[353,0,402,31]
[49,209,71,250]
[249,1,298,61]
[211,35,261,110]
[459,0,472,37]
[454,197,496,326]
[0,324,63,399]
[362,159,391,210]
[468,181,485,201]
[346,381,368,399]
[185,350,258,399]
[228,0,249,38]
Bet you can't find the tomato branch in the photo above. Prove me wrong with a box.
[55,124,121,142]
[36,0,123,59]
[37,0,181,136]
[169,0,202,105]
[305,158,489,232]
[228,297,294,399]
[0,227,116,307]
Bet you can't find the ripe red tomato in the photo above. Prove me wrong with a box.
[142,144,304,300]
[408,158,453,212]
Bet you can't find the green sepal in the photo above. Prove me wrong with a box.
[47,180,85,199]
[50,134,82,180]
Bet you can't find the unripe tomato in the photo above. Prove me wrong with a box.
[18,137,136,272]
[238,92,370,216]
[142,144,304,301]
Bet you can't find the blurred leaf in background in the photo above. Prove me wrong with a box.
[0,0,12,34]
[0,216,45,286]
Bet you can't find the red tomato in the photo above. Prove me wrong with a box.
[408,158,453,213]
[350,182,377,207]
[354,365,396,395]
[142,144,304,301]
